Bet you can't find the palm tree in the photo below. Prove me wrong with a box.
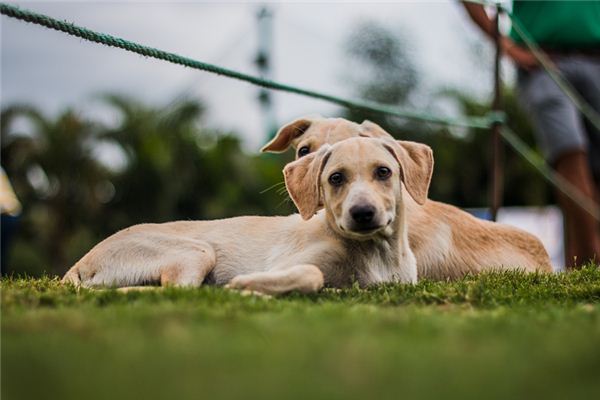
[1,95,291,276]
[101,94,293,226]
[1,105,110,273]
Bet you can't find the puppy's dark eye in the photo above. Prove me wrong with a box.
[328,172,345,187]
[376,166,392,180]
[297,146,310,158]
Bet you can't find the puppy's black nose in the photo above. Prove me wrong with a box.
[350,205,376,224]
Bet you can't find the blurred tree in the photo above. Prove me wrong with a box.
[434,87,552,207]
[1,96,292,277]
[341,21,421,129]
[101,95,293,227]
[415,87,551,207]
[1,106,109,273]
[345,21,418,105]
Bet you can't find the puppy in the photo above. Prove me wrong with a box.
[262,116,553,278]
[62,137,433,294]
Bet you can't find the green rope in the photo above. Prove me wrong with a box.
[500,126,600,221]
[0,2,494,130]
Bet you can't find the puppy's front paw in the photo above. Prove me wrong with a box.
[225,275,251,290]
[225,276,272,298]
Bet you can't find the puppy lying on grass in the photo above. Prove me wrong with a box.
[63,137,433,294]
[262,116,553,278]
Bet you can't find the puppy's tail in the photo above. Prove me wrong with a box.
[61,265,81,286]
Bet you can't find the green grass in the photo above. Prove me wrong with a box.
[2,267,600,400]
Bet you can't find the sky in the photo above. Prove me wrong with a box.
[1,0,511,151]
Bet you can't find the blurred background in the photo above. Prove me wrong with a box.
[1,1,558,276]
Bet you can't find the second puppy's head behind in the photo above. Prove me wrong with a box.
[283,137,433,240]
[261,116,392,158]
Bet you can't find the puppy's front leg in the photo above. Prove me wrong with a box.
[226,264,324,295]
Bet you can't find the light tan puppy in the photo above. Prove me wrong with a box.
[63,137,434,294]
[262,116,552,278]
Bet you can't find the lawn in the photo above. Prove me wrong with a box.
[2,267,600,400]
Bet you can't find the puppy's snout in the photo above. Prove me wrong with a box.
[350,204,376,225]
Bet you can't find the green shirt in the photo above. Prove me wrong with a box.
[510,0,600,49]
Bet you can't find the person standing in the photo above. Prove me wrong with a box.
[462,0,600,268]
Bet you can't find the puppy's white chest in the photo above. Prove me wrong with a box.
[361,249,417,285]
[364,255,399,284]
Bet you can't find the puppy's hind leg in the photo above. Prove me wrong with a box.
[159,240,217,287]
[67,236,216,289]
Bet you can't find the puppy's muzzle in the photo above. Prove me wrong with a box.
[349,204,381,233]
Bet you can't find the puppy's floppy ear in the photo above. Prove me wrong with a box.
[360,120,395,139]
[284,145,332,220]
[384,140,434,205]
[261,116,319,153]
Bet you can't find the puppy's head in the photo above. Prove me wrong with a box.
[284,137,433,239]
[261,116,393,159]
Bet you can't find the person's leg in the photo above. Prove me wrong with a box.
[553,150,600,267]
[571,56,600,201]
[517,63,600,268]
[568,56,600,265]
